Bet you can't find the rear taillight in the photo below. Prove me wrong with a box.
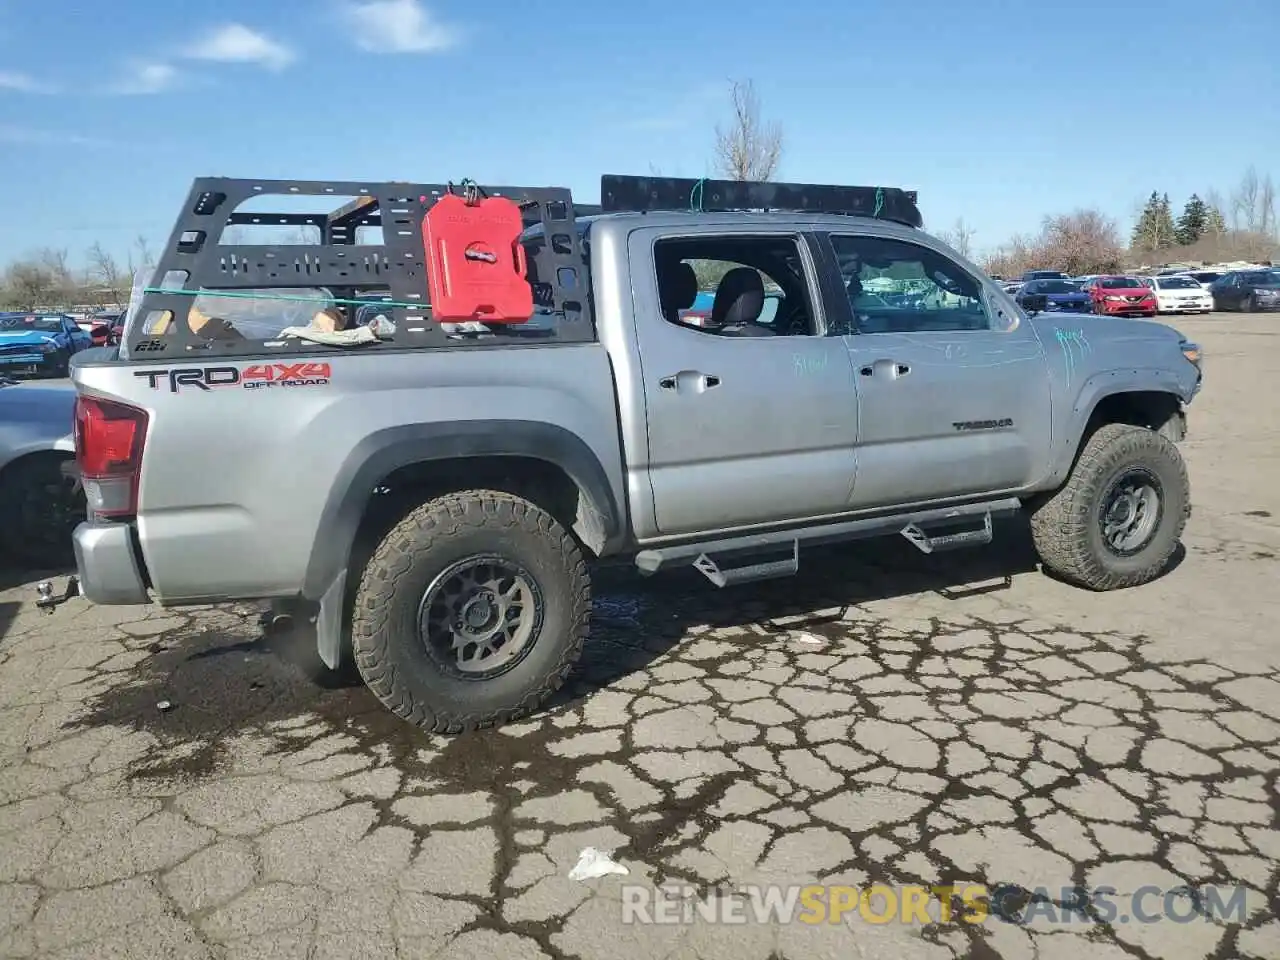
[74,395,148,518]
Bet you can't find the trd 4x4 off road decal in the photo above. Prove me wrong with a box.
[135,362,332,393]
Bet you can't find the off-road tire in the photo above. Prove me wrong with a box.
[1028,423,1189,591]
[0,453,84,569]
[351,489,590,734]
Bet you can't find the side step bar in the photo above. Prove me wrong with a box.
[635,497,1021,587]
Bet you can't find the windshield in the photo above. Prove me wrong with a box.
[1190,272,1221,283]
[1098,277,1143,289]
[1034,281,1078,294]
[0,314,64,332]
[1242,272,1279,285]
[1156,277,1198,289]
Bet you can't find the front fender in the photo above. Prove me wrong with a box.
[1046,366,1196,485]
[300,419,623,602]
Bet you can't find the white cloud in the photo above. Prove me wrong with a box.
[107,62,179,96]
[0,125,111,147]
[340,0,460,53]
[0,70,56,94]
[183,23,295,71]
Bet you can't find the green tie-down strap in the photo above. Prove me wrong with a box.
[142,287,430,311]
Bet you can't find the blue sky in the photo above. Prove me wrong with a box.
[1,0,1276,267]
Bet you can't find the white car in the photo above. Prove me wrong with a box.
[1144,275,1214,314]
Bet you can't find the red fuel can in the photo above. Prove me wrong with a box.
[423,193,533,323]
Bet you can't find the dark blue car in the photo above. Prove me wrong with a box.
[1015,279,1091,314]
[0,312,93,377]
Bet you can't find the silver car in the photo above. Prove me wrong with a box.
[0,374,82,568]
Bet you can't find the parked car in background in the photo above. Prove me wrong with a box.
[1184,270,1223,290]
[1084,276,1158,318]
[0,312,94,377]
[1015,278,1091,313]
[0,374,82,567]
[1021,269,1069,282]
[1145,275,1214,314]
[1209,269,1280,312]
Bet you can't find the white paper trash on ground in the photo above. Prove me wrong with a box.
[568,847,630,881]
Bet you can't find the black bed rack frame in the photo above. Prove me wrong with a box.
[129,177,597,354]
[129,173,920,355]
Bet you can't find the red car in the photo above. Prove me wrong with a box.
[1084,276,1157,318]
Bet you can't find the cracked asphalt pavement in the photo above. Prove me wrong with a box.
[1,316,1278,960]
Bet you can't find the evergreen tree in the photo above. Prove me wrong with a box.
[1176,194,1209,246]
[1131,191,1178,252]
[1157,193,1177,246]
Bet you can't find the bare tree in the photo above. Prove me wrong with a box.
[712,79,783,182]
[130,234,155,274]
[1,258,60,310]
[936,217,976,259]
[87,242,128,307]
[1232,166,1262,233]
[983,210,1122,277]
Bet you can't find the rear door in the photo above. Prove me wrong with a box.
[626,226,860,537]
[819,229,1053,510]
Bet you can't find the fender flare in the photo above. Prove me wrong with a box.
[301,419,623,601]
[1047,368,1189,484]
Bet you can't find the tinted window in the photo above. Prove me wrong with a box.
[1190,272,1221,283]
[1242,272,1272,284]
[1098,277,1143,289]
[1034,281,1078,294]
[830,235,989,334]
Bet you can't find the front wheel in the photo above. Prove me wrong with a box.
[351,489,591,734]
[1028,423,1189,590]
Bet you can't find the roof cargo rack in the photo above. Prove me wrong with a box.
[128,177,595,354]
[600,174,922,228]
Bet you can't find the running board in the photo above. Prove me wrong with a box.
[693,541,800,587]
[635,497,1021,584]
[900,511,994,554]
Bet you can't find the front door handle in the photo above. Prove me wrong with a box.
[659,370,720,392]
[859,359,911,379]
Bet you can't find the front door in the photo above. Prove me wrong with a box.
[628,228,860,537]
[822,231,1053,510]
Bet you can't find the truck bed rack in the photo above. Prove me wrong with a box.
[127,177,595,356]
[600,174,922,228]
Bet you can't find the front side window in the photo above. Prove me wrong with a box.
[830,235,991,334]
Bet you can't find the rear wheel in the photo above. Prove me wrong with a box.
[351,489,590,734]
[0,454,84,569]
[1028,423,1189,591]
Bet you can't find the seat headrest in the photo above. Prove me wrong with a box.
[712,268,765,327]
[660,261,699,314]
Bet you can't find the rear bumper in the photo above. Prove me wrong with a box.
[72,521,150,604]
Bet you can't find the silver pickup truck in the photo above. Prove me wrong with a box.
[64,174,1203,733]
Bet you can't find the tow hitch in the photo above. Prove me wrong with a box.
[35,576,80,613]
